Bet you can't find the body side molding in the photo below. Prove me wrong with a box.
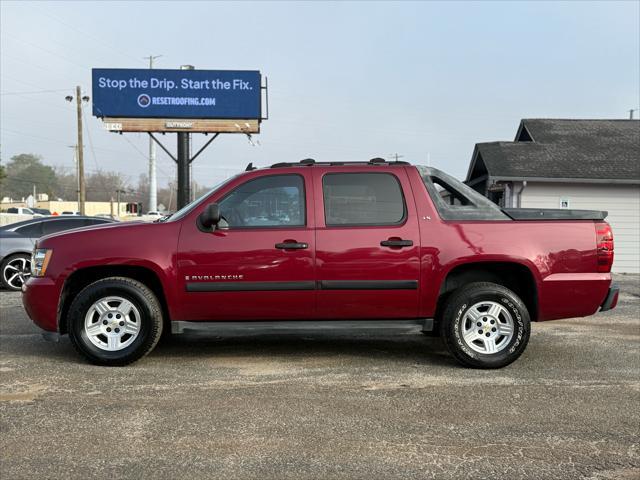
[186,280,419,292]
[172,318,433,334]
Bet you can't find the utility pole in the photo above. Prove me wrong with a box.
[75,86,86,215]
[167,183,174,213]
[630,109,636,120]
[115,188,126,219]
[66,89,89,214]
[144,54,162,212]
[388,153,404,162]
[68,145,80,207]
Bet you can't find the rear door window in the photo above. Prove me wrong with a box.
[322,173,406,226]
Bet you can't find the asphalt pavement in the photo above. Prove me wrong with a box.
[1,275,639,479]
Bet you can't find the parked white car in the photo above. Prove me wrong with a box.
[5,207,36,215]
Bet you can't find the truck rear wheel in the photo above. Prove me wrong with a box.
[67,277,163,366]
[440,282,530,368]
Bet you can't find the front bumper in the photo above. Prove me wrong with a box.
[600,283,619,312]
[22,277,61,332]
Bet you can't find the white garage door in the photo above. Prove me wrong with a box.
[521,183,640,274]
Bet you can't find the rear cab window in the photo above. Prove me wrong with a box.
[417,166,508,221]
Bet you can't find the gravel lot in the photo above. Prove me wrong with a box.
[1,275,639,479]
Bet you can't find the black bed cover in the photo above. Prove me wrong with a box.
[502,208,608,221]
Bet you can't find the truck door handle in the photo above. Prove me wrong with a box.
[380,239,413,248]
[275,241,308,250]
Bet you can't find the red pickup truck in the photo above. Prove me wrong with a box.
[23,159,618,368]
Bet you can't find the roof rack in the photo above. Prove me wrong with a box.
[270,158,410,168]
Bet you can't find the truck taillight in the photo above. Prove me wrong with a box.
[595,222,614,273]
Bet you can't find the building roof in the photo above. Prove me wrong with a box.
[467,119,640,183]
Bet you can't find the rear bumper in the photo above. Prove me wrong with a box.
[538,272,611,321]
[600,283,619,312]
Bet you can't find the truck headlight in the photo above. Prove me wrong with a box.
[31,249,52,277]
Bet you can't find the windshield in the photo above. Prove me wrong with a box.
[166,175,239,222]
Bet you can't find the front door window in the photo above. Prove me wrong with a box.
[219,175,305,228]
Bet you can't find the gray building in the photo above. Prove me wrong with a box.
[466,119,640,273]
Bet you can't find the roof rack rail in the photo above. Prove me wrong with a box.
[269,158,410,168]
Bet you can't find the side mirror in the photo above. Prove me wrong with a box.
[198,203,221,231]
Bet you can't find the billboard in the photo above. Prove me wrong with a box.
[92,68,261,120]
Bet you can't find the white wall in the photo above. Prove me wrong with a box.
[521,182,640,273]
[0,213,34,226]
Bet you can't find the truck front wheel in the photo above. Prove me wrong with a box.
[440,282,530,368]
[67,277,163,366]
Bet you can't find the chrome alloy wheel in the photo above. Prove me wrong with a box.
[460,301,514,354]
[84,296,141,351]
[3,257,31,289]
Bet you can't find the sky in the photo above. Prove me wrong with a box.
[1,0,639,191]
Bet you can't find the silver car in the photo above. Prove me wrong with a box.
[0,216,115,290]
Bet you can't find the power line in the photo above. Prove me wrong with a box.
[0,88,74,96]
[0,75,75,111]
[82,106,100,171]
[0,128,146,156]
[121,133,148,160]
[121,135,175,180]
[3,176,128,195]
[1,34,91,70]
[0,74,72,93]
[1,51,66,76]
[39,8,141,64]
[387,153,404,162]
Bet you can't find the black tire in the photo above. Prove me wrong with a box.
[440,282,530,369]
[67,277,163,366]
[1,253,31,291]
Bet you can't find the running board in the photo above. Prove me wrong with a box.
[171,319,434,334]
